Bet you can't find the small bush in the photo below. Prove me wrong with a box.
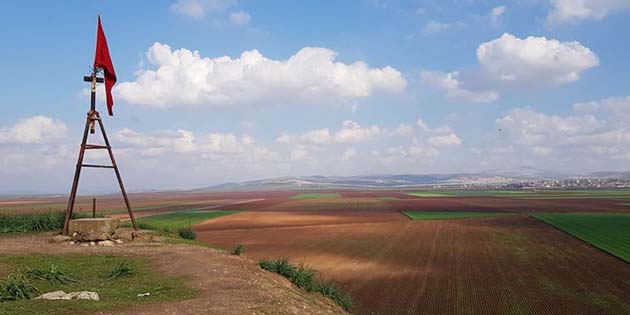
[316,281,353,311]
[292,265,316,292]
[259,258,352,311]
[26,264,76,284]
[108,260,133,280]
[0,274,40,302]
[231,244,246,256]
[177,226,196,240]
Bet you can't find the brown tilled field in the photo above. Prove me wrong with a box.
[192,192,630,315]
[3,190,630,314]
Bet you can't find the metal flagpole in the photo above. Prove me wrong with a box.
[62,69,138,235]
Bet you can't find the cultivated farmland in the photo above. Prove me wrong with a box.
[3,189,630,314]
[193,190,630,315]
[403,210,514,220]
[533,213,630,262]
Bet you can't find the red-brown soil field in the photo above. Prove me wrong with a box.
[192,191,630,315]
[3,190,630,314]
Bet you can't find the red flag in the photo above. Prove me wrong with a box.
[93,15,117,116]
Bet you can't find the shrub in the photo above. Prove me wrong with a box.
[259,258,352,311]
[316,281,353,311]
[231,244,246,256]
[0,274,40,302]
[108,260,133,280]
[26,264,76,284]
[292,265,316,292]
[177,226,196,240]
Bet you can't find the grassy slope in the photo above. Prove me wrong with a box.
[533,213,630,262]
[0,254,194,315]
[403,211,514,220]
[127,210,237,232]
[289,193,341,200]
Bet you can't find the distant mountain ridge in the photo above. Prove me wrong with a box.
[195,167,630,191]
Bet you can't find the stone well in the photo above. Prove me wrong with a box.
[67,218,119,241]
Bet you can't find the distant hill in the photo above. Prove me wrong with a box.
[194,167,630,192]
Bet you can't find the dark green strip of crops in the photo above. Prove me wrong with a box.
[533,213,630,263]
[289,193,341,200]
[403,211,514,220]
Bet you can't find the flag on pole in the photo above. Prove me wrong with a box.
[93,15,117,116]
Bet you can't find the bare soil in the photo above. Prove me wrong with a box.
[199,213,630,315]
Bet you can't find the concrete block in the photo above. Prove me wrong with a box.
[68,218,119,241]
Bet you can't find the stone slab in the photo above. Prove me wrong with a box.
[68,218,119,241]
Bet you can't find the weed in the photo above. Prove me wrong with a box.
[259,258,353,311]
[292,265,316,292]
[26,264,77,284]
[0,274,40,302]
[316,281,353,311]
[177,226,197,240]
[108,260,133,280]
[231,244,246,256]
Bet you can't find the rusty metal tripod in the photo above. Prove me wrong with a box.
[62,70,138,235]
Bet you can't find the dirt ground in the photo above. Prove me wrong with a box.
[0,233,348,315]
[199,213,630,315]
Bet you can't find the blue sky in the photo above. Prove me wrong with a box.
[1,0,630,193]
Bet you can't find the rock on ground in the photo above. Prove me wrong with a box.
[35,291,99,301]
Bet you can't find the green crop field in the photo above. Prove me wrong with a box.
[406,189,630,199]
[289,193,341,200]
[377,197,400,200]
[533,213,630,262]
[407,192,451,197]
[127,210,237,232]
[403,211,514,220]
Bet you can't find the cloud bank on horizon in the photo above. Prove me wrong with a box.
[1,0,629,192]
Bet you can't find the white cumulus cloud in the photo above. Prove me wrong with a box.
[116,42,406,109]
[421,70,499,103]
[548,0,630,25]
[229,10,251,26]
[496,107,602,145]
[0,115,67,144]
[428,133,462,147]
[477,33,599,87]
[490,6,506,23]
[422,33,598,103]
[170,0,237,19]
[422,20,464,34]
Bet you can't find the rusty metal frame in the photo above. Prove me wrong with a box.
[62,72,137,235]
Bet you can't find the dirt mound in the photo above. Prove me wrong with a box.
[0,232,349,315]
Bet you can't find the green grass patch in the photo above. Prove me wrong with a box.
[533,213,630,262]
[0,254,194,315]
[289,193,341,200]
[377,197,400,200]
[0,211,88,234]
[121,210,237,233]
[403,211,514,221]
[407,192,452,197]
[406,189,630,199]
[259,258,352,311]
